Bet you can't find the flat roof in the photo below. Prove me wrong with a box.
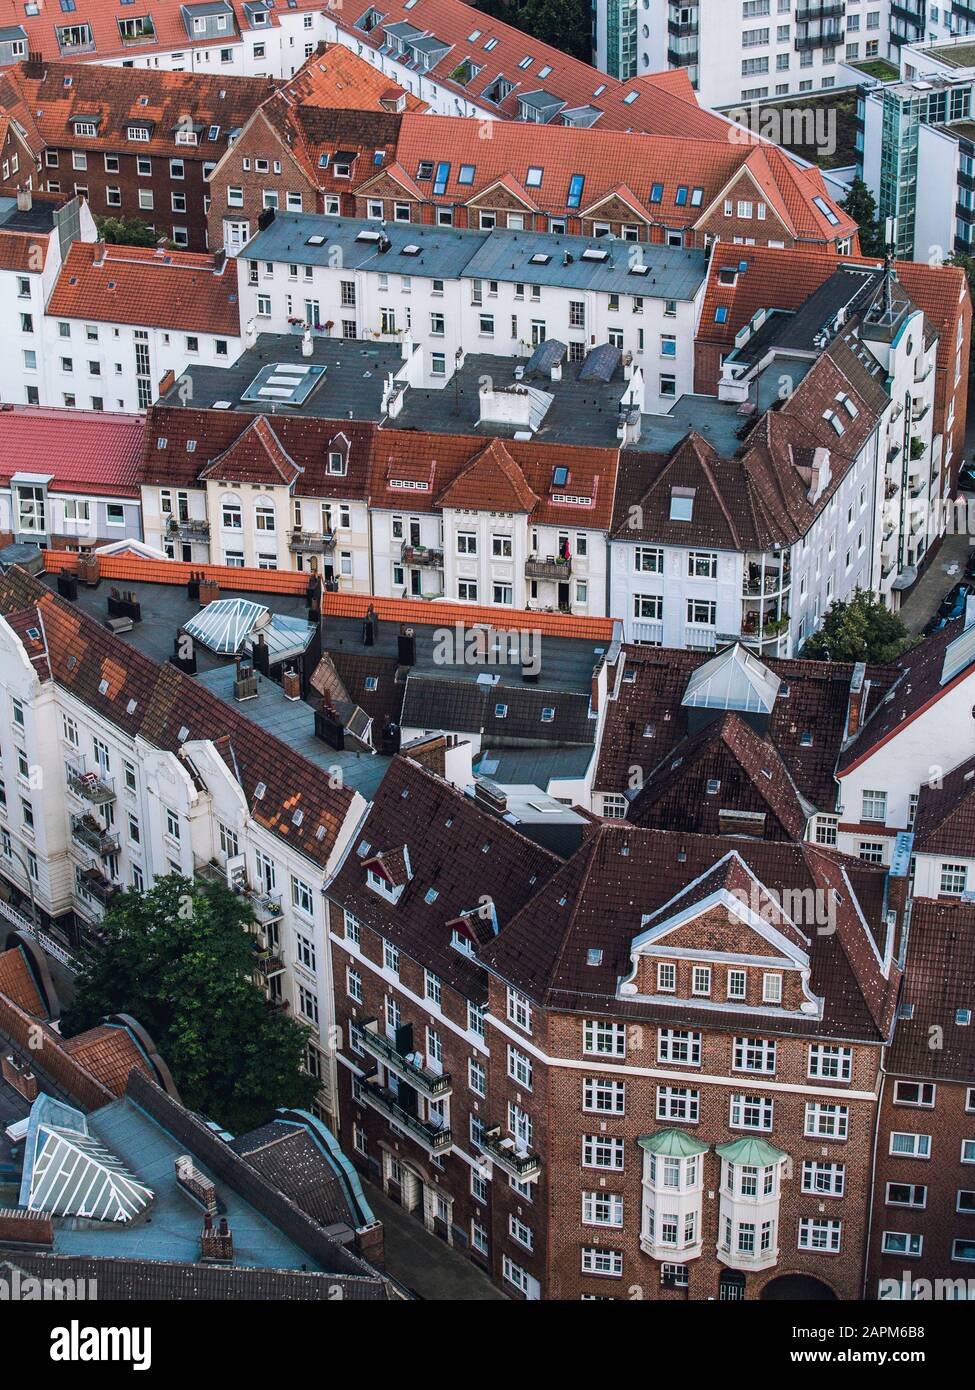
[161,333,403,419]
[920,41,975,68]
[389,350,634,446]
[49,1096,329,1271]
[244,214,488,282]
[0,195,57,235]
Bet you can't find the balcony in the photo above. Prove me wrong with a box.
[77,866,119,907]
[166,516,211,542]
[66,760,116,805]
[289,527,336,555]
[796,1,844,18]
[795,28,843,48]
[401,542,444,568]
[742,567,790,597]
[885,479,900,500]
[667,18,699,36]
[253,945,286,979]
[911,402,930,422]
[353,1076,452,1155]
[667,46,698,66]
[683,623,717,650]
[245,887,283,923]
[71,814,120,858]
[118,20,157,45]
[632,619,664,645]
[525,554,572,581]
[476,1124,541,1180]
[353,1018,452,1099]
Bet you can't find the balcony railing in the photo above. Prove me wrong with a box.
[742,570,790,597]
[77,866,119,907]
[475,1124,541,1180]
[401,543,444,568]
[353,1019,452,1099]
[632,619,664,645]
[796,1,844,19]
[66,760,116,805]
[166,516,211,541]
[525,554,572,581]
[71,814,120,857]
[795,28,843,48]
[245,887,283,923]
[289,527,336,555]
[253,945,286,979]
[353,1077,452,1154]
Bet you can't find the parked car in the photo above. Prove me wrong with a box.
[940,582,975,622]
[958,462,975,492]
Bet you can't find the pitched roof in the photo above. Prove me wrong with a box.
[199,415,302,486]
[912,753,975,856]
[477,823,897,1040]
[401,675,595,747]
[0,407,144,497]
[48,242,240,336]
[435,438,539,513]
[885,898,975,1083]
[61,1024,154,1096]
[0,58,276,160]
[594,643,898,811]
[626,711,811,842]
[326,754,562,998]
[0,943,45,1016]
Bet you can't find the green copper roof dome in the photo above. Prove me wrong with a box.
[715,1137,786,1166]
[637,1128,709,1157]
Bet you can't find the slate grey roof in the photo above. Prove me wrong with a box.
[243,213,488,280]
[1,1255,388,1300]
[161,333,403,419]
[401,675,596,746]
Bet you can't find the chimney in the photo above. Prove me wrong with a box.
[200,1214,234,1262]
[282,667,301,701]
[252,631,270,676]
[590,667,600,716]
[77,553,101,588]
[158,368,176,399]
[198,577,220,606]
[212,248,227,274]
[400,328,414,361]
[363,604,378,647]
[16,185,32,213]
[233,659,258,702]
[1,1052,38,1102]
[302,326,313,357]
[845,661,867,740]
[174,1155,217,1215]
[23,50,45,80]
[397,624,416,666]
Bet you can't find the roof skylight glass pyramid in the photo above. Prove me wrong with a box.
[19,1094,154,1223]
[681,642,781,716]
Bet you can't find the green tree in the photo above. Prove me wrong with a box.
[841,177,885,258]
[63,875,319,1132]
[472,0,592,62]
[94,215,163,248]
[801,588,915,664]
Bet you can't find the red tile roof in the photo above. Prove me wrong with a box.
[321,592,617,642]
[199,415,302,487]
[47,242,240,336]
[435,438,539,514]
[0,944,45,1016]
[0,58,276,161]
[62,1023,154,1096]
[0,406,144,497]
[885,898,975,1083]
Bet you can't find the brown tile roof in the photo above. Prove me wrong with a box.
[478,824,898,1040]
[594,643,898,811]
[0,58,275,161]
[141,406,375,496]
[62,1023,153,1097]
[326,754,562,998]
[627,711,811,842]
[910,753,975,856]
[837,617,971,776]
[47,242,240,336]
[0,944,45,1016]
[199,415,302,487]
[885,898,975,1083]
[614,336,888,551]
[311,650,405,736]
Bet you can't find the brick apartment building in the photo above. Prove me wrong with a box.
[207,44,425,254]
[0,57,276,249]
[868,899,975,1298]
[328,744,904,1301]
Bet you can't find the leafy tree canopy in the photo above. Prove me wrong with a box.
[801,587,915,665]
[841,177,885,258]
[95,215,163,248]
[63,875,319,1133]
[472,0,592,62]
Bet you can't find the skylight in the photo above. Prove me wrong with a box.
[813,195,841,227]
[649,182,663,203]
[623,90,639,104]
[433,160,450,195]
[567,173,584,208]
[529,252,551,264]
[526,166,543,187]
[458,163,475,185]
[670,490,694,521]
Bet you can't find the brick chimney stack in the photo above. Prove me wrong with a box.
[200,1213,234,1262]
[845,661,867,741]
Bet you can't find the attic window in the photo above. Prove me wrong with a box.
[526,166,543,187]
[177,725,189,742]
[957,1009,972,1026]
[587,948,603,965]
[898,1002,915,1020]
[254,781,267,799]
[416,160,433,179]
[669,488,694,521]
[495,703,508,718]
[540,707,555,722]
[552,465,569,487]
[26,627,40,641]
[186,440,197,452]
[760,767,773,780]
[315,825,326,841]
[623,90,639,105]
[643,723,655,737]
[800,731,813,747]
[126,699,138,714]
[424,888,439,904]
[98,678,109,695]
[157,436,168,448]
[718,267,738,285]
[364,676,379,691]
[823,409,845,436]
[813,195,840,227]
[292,809,303,825]
[706,778,720,794]
[356,840,371,857]
[836,392,859,419]
[715,306,729,323]
[649,183,663,203]
[318,154,329,168]
[567,173,584,208]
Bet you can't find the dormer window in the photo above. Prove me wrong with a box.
[670,487,694,521]
[367,867,401,902]
[328,450,345,474]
